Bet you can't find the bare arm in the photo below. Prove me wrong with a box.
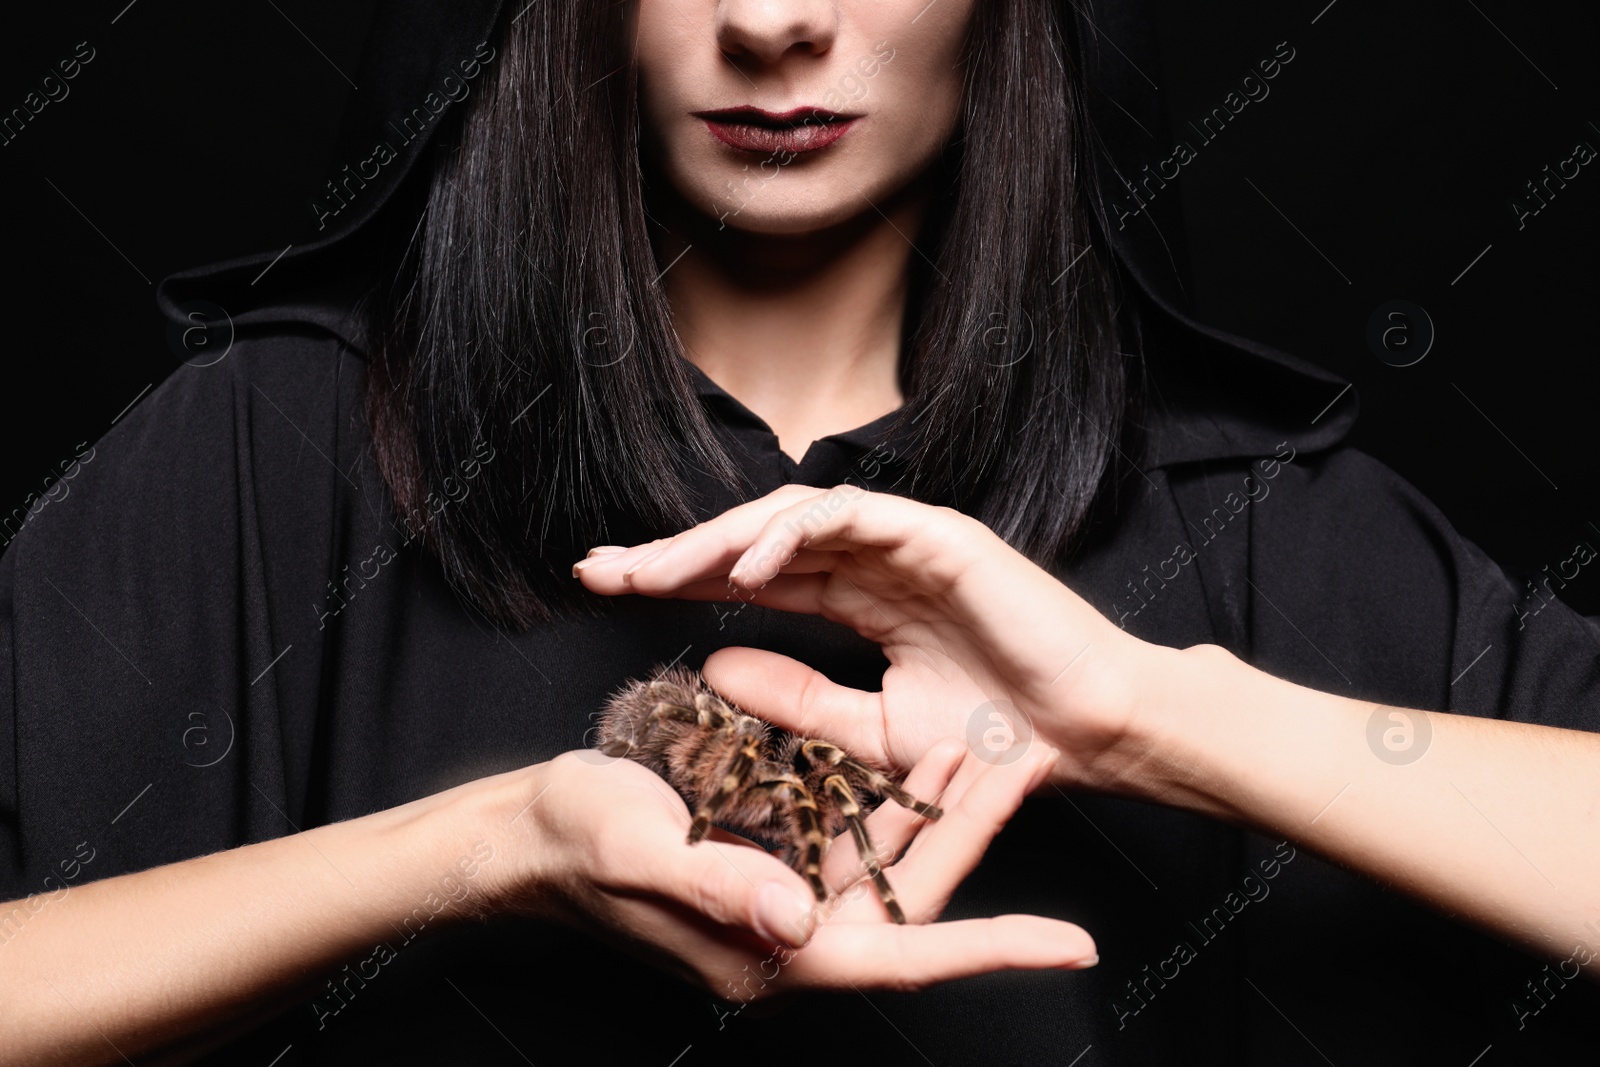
[0,772,511,1066]
[575,483,1600,978]
[0,737,1093,1066]
[1108,642,1600,976]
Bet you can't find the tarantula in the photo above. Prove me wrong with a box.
[595,664,943,924]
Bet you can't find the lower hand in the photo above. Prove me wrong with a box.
[486,736,1096,1000]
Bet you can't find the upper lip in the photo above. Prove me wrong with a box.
[691,105,861,128]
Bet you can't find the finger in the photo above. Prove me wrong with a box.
[601,564,841,609]
[670,546,846,580]
[893,735,1001,827]
[632,835,823,950]
[701,647,890,764]
[845,737,991,891]
[888,745,1061,923]
[572,486,829,590]
[630,573,830,615]
[821,737,966,894]
[585,484,975,597]
[604,784,820,949]
[700,825,767,850]
[571,535,677,583]
[573,537,841,598]
[727,486,981,592]
[797,914,1097,990]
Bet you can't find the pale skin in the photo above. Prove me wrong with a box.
[0,2,1108,1064]
[573,485,1600,981]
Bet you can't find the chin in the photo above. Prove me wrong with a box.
[713,197,865,237]
[695,166,921,238]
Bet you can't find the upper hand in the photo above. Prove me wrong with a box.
[572,484,1155,790]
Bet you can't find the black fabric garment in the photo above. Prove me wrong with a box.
[3,1,1599,1064]
[6,315,1599,1065]
[6,324,1600,1065]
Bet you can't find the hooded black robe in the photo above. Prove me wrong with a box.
[2,1,1597,1063]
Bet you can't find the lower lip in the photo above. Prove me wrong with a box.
[702,118,857,156]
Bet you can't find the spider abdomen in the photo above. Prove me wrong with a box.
[595,664,944,924]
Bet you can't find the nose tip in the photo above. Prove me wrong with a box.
[717,0,838,66]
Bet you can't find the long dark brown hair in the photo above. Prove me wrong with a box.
[365,0,1143,628]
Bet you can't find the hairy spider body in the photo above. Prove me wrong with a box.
[596,664,943,924]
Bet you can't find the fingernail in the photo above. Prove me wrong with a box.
[755,882,815,948]
[1066,953,1099,970]
[623,548,666,581]
[573,545,629,574]
[1027,746,1060,792]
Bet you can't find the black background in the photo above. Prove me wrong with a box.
[2,0,1596,612]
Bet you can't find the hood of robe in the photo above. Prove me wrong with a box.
[153,0,1359,471]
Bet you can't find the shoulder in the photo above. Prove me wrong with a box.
[0,329,377,886]
[4,329,370,572]
[0,329,374,749]
[1165,441,1488,585]
[1241,444,1465,589]
[1166,444,1600,726]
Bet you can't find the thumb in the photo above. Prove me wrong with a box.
[701,647,889,764]
[657,838,819,949]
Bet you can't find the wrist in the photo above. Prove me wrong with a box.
[1017,600,1182,797]
[433,762,552,920]
[352,766,538,929]
[1120,642,1244,813]
[1087,642,1274,816]
[1107,641,1360,824]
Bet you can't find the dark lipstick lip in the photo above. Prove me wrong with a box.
[692,105,863,156]
[691,105,862,128]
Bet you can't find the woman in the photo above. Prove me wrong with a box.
[1,1,1595,1064]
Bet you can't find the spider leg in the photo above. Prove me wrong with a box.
[751,775,830,903]
[597,699,705,757]
[693,690,739,731]
[686,731,763,845]
[822,773,908,924]
[800,740,944,820]
[640,676,740,730]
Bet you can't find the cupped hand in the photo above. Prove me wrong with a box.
[572,484,1157,790]
[497,736,1095,1001]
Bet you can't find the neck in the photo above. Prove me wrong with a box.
[653,179,930,463]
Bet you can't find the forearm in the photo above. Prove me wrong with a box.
[0,770,524,1066]
[1097,643,1600,976]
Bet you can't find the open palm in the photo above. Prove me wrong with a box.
[514,735,1092,1001]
